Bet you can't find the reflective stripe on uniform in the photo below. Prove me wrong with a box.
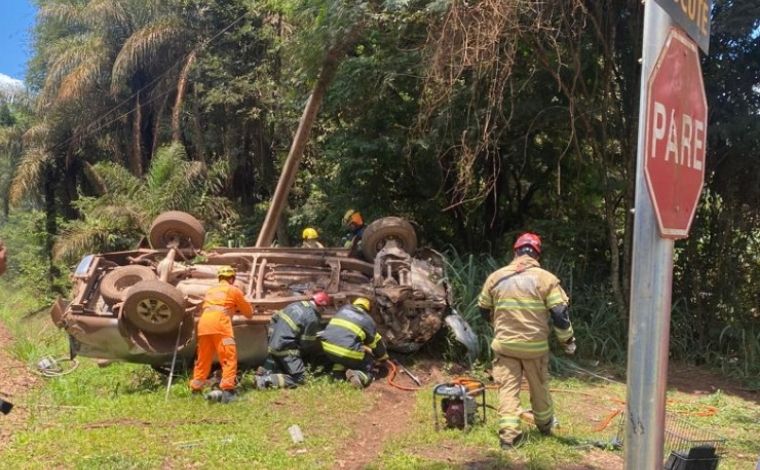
[302,335,318,341]
[332,363,346,372]
[545,291,565,308]
[203,305,229,315]
[268,348,300,357]
[222,337,236,346]
[495,298,547,311]
[533,406,554,421]
[495,339,549,352]
[478,292,492,309]
[330,318,366,342]
[190,379,205,390]
[277,311,300,333]
[369,333,382,348]
[322,341,365,360]
[554,326,574,342]
[499,416,521,430]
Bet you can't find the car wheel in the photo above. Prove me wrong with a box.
[148,211,205,250]
[100,265,157,306]
[122,280,187,334]
[361,217,418,261]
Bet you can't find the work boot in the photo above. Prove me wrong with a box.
[205,390,223,403]
[253,374,272,390]
[345,370,364,389]
[499,432,525,450]
[221,390,237,404]
[538,417,559,436]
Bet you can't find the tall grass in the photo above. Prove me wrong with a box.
[442,249,627,365]
[441,250,758,383]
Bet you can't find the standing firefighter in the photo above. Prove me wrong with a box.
[320,297,388,388]
[301,227,325,248]
[190,265,253,402]
[478,233,576,449]
[254,292,332,389]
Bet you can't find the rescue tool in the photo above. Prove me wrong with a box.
[432,378,487,431]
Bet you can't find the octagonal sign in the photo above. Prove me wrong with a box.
[645,28,708,239]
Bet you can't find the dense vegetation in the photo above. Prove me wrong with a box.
[0,0,757,380]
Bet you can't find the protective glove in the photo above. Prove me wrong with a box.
[563,338,577,355]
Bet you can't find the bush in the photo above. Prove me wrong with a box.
[0,210,68,299]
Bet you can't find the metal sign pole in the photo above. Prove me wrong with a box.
[625,1,674,468]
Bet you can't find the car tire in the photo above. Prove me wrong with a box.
[100,265,157,306]
[122,280,187,334]
[361,217,418,261]
[148,211,205,250]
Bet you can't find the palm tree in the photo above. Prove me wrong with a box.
[54,142,231,261]
[35,0,196,177]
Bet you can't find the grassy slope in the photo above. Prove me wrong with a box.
[370,376,760,469]
[0,283,758,469]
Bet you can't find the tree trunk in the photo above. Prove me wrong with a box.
[130,92,143,176]
[172,50,198,143]
[44,166,60,291]
[190,87,206,163]
[151,93,169,158]
[256,32,360,247]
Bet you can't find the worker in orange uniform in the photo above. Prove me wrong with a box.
[190,265,253,403]
[478,233,576,449]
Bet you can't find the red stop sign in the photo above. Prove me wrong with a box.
[644,28,708,239]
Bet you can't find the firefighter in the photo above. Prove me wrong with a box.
[478,233,576,449]
[190,265,253,403]
[254,292,332,389]
[301,227,325,248]
[341,209,366,248]
[320,297,388,388]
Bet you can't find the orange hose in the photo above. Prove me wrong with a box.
[385,361,422,391]
[593,408,624,432]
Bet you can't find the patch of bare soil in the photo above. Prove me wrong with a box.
[413,442,514,469]
[574,448,623,469]
[667,361,758,404]
[0,321,41,449]
[334,377,417,470]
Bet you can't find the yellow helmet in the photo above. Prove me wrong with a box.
[352,297,371,311]
[217,265,236,278]
[343,209,363,227]
[302,227,319,240]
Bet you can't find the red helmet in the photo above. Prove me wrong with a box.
[513,232,542,254]
[312,292,331,307]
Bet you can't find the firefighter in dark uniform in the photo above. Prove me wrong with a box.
[254,292,332,389]
[320,297,389,388]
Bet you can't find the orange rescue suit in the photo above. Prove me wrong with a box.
[190,280,253,391]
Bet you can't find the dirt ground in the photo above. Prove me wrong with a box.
[334,372,418,469]
[0,321,40,449]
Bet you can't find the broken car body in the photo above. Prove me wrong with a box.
[51,212,477,367]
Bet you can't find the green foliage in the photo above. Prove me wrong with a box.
[54,143,233,261]
[0,210,68,298]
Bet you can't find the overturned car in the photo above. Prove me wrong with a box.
[51,211,477,367]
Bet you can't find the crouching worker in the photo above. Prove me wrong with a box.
[190,265,253,403]
[254,292,332,389]
[320,297,388,389]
